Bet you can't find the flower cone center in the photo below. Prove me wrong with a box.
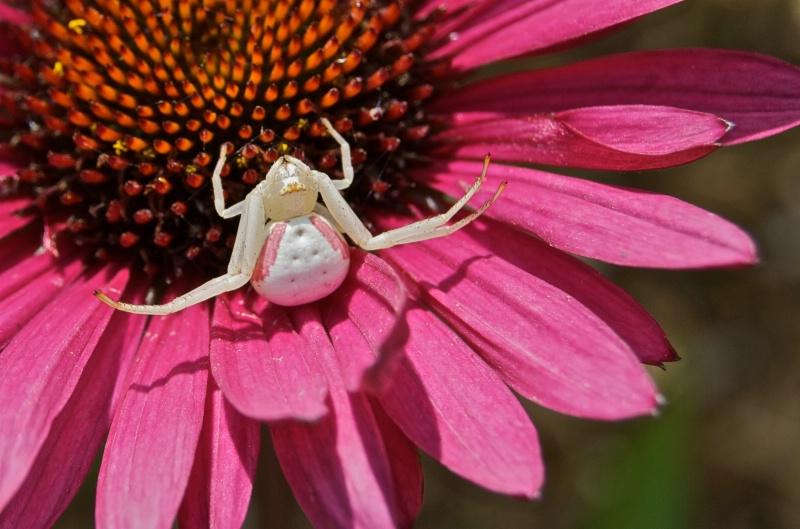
[1,0,440,276]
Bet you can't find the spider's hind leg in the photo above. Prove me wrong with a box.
[95,192,271,314]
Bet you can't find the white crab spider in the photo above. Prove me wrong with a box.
[95,118,505,314]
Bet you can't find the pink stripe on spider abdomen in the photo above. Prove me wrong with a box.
[310,215,349,260]
[251,214,350,306]
[254,221,286,280]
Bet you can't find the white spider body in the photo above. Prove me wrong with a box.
[252,214,350,306]
[95,118,505,315]
[259,156,319,221]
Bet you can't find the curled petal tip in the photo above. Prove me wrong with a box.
[648,394,668,417]
[722,118,736,131]
[516,489,544,501]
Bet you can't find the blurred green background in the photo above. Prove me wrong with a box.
[54,1,800,528]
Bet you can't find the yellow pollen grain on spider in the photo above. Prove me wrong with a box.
[235,156,248,168]
[52,62,64,76]
[281,182,307,195]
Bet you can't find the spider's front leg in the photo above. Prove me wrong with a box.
[95,193,269,314]
[212,144,245,219]
[317,154,504,251]
[319,118,354,191]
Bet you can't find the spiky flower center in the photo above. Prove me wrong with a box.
[1,0,442,276]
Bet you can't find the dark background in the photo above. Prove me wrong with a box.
[55,1,800,528]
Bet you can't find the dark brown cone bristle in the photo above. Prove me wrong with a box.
[0,0,443,277]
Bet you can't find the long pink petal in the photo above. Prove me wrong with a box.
[415,160,757,268]
[318,250,407,392]
[436,49,800,145]
[368,401,423,528]
[377,304,543,497]
[178,379,260,529]
[0,253,86,349]
[96,293,210,529]
[0,197,34,240]
[271,305,415,529]
[413,0,477,20]
[0,226,38,272]
[0,283,148,528]
[0,248,63,303]
[0,265,130,511]
[270,395,401,529]
[427,0,681,70]
[210,290,328,422]
[455,216,677,366]
[375,216,661,419]
[432,106,727,170]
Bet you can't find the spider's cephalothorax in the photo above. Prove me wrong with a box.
[95,119,503,311]
[1,0,449,279]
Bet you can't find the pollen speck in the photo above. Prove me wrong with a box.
[67,19,87,34]
[113,140,128,155]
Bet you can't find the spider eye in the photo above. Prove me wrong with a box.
[280,182,307,195]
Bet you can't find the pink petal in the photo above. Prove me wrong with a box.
[368,401,423,528]
[436,49,800,145]
[0,225,37,271]
[210,290,328,422]
[0,3,33,25]
[413,0,477,20]
[318,250,408,392]
[416,160,757,268]
[375,215,661,419]
[456,216,677,366]
[96,293,210,529]
[0,253,84,349]
[377,304,543,497]
[178,379,260,529]
[0,265,130,511]
[432,106,727,170]
[271,305,417,529]
[427,0,681,70]
[0,197,34,240]
[270,395,405,529]
[0,285,148,528]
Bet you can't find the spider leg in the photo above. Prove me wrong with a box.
[361,155,497,249]
[317,155,503,251]
[95,193,269,314]
[320,118,354,191]
[95,273,251,315]
[368,181,505,247]
[315,170,375,246]
[212,144,245,219]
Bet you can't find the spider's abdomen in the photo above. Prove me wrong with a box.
[251,213,350,306]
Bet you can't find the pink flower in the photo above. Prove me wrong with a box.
[1,1,799,528]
